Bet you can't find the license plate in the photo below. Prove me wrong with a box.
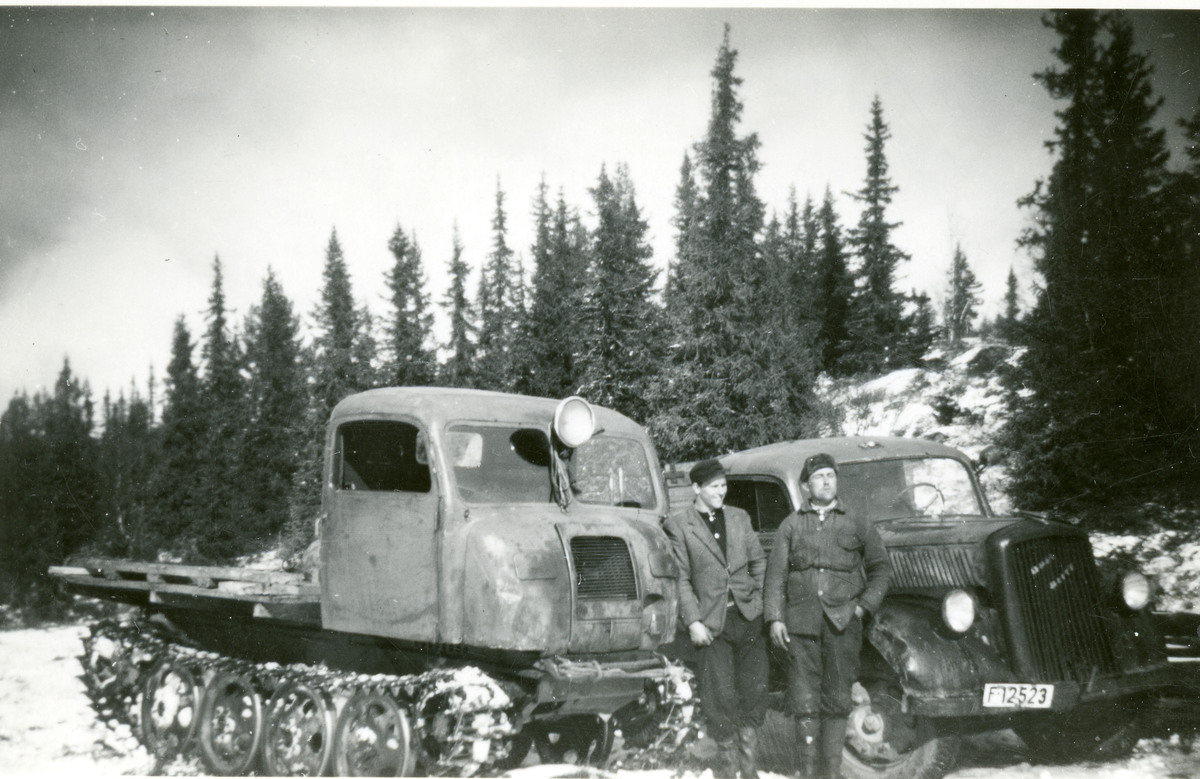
[982,683,1054,709]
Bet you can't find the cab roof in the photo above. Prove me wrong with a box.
[330,386,648,439]
[719,436,972,483]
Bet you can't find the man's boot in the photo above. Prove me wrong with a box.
[819,717,848,779]
[712,738,739,779]
[737,725,760,779]
[793,717,820,778]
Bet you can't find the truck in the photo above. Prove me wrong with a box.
[665,435,1180,779]
[50,387,696,776]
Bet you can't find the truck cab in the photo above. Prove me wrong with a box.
[674,436,1175,779]
[321,387,679,657]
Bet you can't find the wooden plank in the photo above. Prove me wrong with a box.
[52,570,320,604]
[67,555,311,587]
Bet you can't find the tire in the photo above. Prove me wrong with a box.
[197,669,265,776]
[262,679,337,776]
[333,690,416,777]
[139,657,203,763]
[840,681,959,779]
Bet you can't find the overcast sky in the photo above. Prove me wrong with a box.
[3,7,1200,409]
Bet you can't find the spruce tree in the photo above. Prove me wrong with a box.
[665,152,699,306]
[780,189,817,324]
[518,181,587,399]
[287,229,376,553]
[242,269,305,547]
[440,224,477,388]
[194,256,249,559]
[898,291,938,365]
[0,392,39,604]
[943,244,982,346]
[38,362,101,608]
[384,224,435,387]
[311,229,374,412]
[844,96,910,374]
[578,164,664,422]
[97,382,158,557]
[476,182,523,391]
[652,25,819,460]
[1000,266,1021,341]
[153,317,205,557]
[1003,10,1193,515]
[815,187,853,374]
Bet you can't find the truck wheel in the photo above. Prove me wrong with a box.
[533,715,614,765]
[262,680,336,776]
[841,681,959,779]
[333,690,416,777]
[139,657,203,763]
[197,670,265,775]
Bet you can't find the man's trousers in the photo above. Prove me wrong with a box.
[696,605,769,743]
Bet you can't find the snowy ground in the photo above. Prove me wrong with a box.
[2,623,1200,778]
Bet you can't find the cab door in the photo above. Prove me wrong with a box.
[724,476,793,556]
[321,418,440,642]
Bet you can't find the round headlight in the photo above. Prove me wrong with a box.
[942,589,976,634]
[553,396,595,448]
[1121,570,1151,611]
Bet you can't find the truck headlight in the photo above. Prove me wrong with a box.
[554,396,595,448]
[1120,570,1151,611]
[942,589,975,633]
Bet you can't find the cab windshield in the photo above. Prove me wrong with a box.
[837,457,985,521]
[446,424,658,509]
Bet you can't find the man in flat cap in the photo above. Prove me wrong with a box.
[663,459,768,778]
[764,453,891,779]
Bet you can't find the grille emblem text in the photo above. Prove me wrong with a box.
[1049,563,1075,590]
[1031,553,1056,576]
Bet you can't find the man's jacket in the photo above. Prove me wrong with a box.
[663,503,766,636]
[764,499,891,634]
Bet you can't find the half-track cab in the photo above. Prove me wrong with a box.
[667,436,1176,779]
[51,388,692,775]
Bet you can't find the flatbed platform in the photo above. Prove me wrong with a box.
[49,555,320,605]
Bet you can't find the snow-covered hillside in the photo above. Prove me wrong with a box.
[816,339,1200,612]
[817,340,1020,515]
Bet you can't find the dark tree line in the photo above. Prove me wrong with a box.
[1001,10,1200,521]
[13,16,1192,612]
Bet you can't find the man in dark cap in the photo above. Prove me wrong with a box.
[764,453,891,779]
[663,459,768,778]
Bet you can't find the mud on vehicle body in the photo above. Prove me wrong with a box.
[53,388,699,776]
[665,436,1177,779]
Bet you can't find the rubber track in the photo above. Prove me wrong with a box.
[79,617,701,775]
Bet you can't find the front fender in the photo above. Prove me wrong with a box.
[865,597,1017,716]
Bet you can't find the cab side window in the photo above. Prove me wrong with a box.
[335,421,431,493]
[726,478,792,532]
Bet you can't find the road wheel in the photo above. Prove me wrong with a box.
[197,669,265,775]
[532,715,614,765]
[333,690,415,776]
[841,681,959,779]
[262,680,336,776]
[491,729,533,771]
[139,657,203,763]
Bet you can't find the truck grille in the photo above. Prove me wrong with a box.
[571,537,637,601]
[1006,535,1119,682]
[888,547,983,590]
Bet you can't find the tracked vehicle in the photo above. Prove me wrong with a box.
[51,388,696,776]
